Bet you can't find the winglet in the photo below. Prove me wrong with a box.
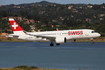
[56,28,59,31]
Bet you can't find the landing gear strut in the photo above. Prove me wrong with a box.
[91,38,94,44]
[74,39,76,42]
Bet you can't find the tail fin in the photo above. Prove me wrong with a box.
[9,18,27,35]
[9,18,23,32]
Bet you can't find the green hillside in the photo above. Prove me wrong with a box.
[0,1,105,36]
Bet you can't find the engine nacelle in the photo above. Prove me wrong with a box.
[55,37,66,43]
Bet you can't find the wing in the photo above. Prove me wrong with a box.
[25,32,56,41]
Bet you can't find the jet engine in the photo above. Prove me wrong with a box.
[55,37,66,43]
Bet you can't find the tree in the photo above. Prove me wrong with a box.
[30,66,38,69]
[19,11,28,18]
[0,11,7,17]
[14,65,29,68]
[95,23,105,36]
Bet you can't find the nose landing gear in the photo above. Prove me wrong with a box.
[90,38,94,44]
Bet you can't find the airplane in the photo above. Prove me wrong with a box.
[7,18,101,46]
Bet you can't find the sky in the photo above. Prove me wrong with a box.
[0,0,105,5]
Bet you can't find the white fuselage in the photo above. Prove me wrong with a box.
[14,29,100,42]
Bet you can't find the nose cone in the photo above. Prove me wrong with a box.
[96,33,101,37]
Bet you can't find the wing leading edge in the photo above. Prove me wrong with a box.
[24,31,56,41]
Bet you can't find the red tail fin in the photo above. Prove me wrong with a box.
[9,18,23,31]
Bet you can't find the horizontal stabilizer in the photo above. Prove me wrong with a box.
[7,34,19,38]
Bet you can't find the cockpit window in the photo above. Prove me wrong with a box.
[92,31,94,33]
[91,31,97,33]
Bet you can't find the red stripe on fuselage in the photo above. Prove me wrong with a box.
[68,31,83,35]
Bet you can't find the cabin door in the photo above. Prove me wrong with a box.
[85,30,89,36]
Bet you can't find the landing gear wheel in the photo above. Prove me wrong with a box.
[92,42,94,44]
[56,43,60,46]
[74,39,76,42]
[50,42,54,46]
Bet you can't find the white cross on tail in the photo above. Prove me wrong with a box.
[12,22,18,29]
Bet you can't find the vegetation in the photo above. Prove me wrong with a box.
[0,65,62,70]
[14,65,38,69]
[0,1,105,36]
[14,65,29,68]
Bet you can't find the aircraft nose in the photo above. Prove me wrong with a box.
[96,33,101,37]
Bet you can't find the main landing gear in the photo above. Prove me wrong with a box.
[50,42,54,46]
[50,42,60,46]
[56,43,60,46]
